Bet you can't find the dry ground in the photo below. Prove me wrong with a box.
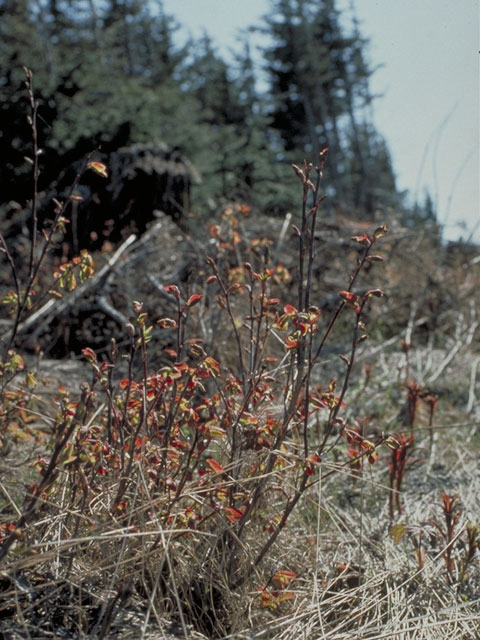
[0,210,479,639]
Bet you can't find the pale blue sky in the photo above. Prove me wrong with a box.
[163,0,479,243]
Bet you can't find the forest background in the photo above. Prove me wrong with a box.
[0,0,451,232]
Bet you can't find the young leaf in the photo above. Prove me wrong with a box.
[87,161,108,178]
[338,290,356,302]
[389,523,408,545]
[224,506,245,523]
[157,317,177,329]
[186,293,202,307]
[373,225,388,240]
[206,458,225,474]
[283,304,297,316]
[81,347,97,362]
[163,284,180,299]
[207,424,226,439]
[365,289,384,298]
[273,570,297,588]
[351,234,371,246]
[203,356,220,377]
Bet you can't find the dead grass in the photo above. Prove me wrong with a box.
[0,206,479,639]
[0,328,478,639]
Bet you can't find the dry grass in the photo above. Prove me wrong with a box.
[1,179,479,639]
[0,326,478,639]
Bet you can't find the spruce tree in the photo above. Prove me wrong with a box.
[262,0,399,214]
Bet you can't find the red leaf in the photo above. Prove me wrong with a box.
[87,161,108,178]
[157,317,177,329]
[283,304,297,316]
[81,347,97,361]
[206,458,224,474]
[351,233,370,245]
[265,297,280,306]
[338,290,356,302]
[273,314,289,330]
[273,570,297,588]
[224,506,245,523]
[163,284,180,298]
[285,334,299,349]
[186,293,202,307]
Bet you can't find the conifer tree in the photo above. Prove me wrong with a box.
[262,0,399,214]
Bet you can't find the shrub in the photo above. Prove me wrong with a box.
[1,70,477,639]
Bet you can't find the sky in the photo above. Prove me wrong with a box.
[162,0,479,243]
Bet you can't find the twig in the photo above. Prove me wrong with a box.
[427,339,462,384]
[96,295,129,327]
[145,274,179,304]
[13,234,137,336]
[466,356,479,414]
[273,211,292,265]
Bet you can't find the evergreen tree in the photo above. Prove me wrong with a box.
[261,0,399,214]
[1,0,409,220]
[0,0,50,202]
[180,35,286,209]
[231,41,296,212]
[0,0,193,204]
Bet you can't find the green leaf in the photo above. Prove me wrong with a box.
[389,523,407,545]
